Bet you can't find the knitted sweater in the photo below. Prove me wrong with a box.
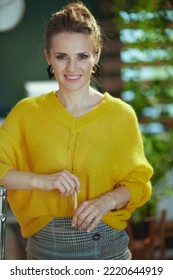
[0,92,153,238]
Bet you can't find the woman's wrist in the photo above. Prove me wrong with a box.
[104,191,119,211]
[103,185,131,212]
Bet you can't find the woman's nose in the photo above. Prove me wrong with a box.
[66,58,77,72]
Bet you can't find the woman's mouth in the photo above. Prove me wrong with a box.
[64,75,81,81]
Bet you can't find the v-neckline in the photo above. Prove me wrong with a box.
[47,91,111,130]
[55,92,106,118]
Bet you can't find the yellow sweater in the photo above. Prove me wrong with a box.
[0,92,153,237]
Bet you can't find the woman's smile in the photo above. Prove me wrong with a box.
[45,32,99,93]
[64,75,82,82]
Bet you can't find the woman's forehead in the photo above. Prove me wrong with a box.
[50,32,94,52]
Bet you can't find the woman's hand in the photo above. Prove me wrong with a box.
[34,170,80,196]
[0,169,80,195]
[72,193,116,232]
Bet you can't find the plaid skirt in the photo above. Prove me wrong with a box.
[26,217,131,260]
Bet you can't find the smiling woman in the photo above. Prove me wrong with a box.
[44,31,100,111]
[0,1,153,260]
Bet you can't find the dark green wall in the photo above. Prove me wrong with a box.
[0,0,100,117]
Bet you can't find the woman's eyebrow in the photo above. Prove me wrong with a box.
[77,52,89,54]
[55,52,67,55]
[55,51,90,55]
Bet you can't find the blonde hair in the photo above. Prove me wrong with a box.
[45,1,103,54]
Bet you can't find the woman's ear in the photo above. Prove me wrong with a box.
[44,48,51,65]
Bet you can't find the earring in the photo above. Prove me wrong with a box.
[92,64,100,78]
[47,65,54,79]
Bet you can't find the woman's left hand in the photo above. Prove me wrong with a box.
[72,193,116,232]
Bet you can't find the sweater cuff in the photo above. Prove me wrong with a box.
[118,181,152,212]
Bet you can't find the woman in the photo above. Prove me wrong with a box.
[0,1,153,259]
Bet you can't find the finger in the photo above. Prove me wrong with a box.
[64,170,80,193]
[86,216,101,233]
[77,208,92,229]
[61,172,76,190]
[78,208,99,230]
[56,184,67,195]
[73,202,97,230]
[57,172,78,196]
[56,178,71,196]
[72,202,87,227]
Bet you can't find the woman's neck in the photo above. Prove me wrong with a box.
[56,87,104,118]
[56,88,90,110]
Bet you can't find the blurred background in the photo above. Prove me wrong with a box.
[0,0,173,260]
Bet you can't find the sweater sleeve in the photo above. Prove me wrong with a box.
[112,102,153,214]
[0,104,25,180]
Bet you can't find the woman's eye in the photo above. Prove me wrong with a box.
[56,55,67,60]
[78,54,89,60]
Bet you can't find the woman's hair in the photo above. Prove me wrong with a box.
[45,1,103,54]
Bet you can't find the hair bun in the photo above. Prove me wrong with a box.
[45,1,103,53]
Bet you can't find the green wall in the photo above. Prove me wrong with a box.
[0,0,100,117]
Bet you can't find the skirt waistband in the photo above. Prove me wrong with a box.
[26,217,131,260]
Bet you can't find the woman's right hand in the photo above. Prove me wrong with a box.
[0,169,80,196]
[34,170,80,197]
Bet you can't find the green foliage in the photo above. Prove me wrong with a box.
[112,0,173,223]
[132,131,173,223]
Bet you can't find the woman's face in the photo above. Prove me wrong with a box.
[45,32,100,93]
